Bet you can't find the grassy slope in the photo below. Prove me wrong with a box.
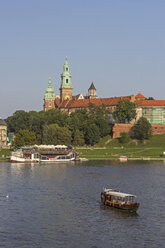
[76,134,165,159]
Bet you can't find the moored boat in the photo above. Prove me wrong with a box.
[101,188,140,212]
[119,156,128,162]
[11,145,79,163]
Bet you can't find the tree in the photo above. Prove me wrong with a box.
[113,100,137,123]
[146,97,155,100]
[6,110,29,133]
[134,117,152,141]
[72,129,85,146]
[42,124,72,145]
[43,109,69,127]
[85,124,100,145]
[69,109,88,132]
[12,129,37,148]
[57,127,72,145]
[119,132,130,144]
[88,103,111,137]
[42,124,59,145]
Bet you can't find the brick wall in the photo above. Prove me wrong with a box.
[112,123,165,138]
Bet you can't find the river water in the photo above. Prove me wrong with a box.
[0,160,165,248]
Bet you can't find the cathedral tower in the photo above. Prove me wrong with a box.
[44,76,55,111]
[60,57,73,102]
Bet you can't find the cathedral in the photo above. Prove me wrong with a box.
[44,57,97,113]
[44,58,165,127]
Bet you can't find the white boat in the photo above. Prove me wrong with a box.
[119,156,128,162]
[11,145,79,163]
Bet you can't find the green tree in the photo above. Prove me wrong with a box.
[113,100,137,123]
[6,110,29,133]
[43,109,69,127]
[57,127,72,145]
[69,109,88,132]
[119,132,130,144]
[134,117,152,141]
[42,124,59,145]
[85,123,100,145]
[72,129,85,146]
[146,97,154,100]
[88,103,111,137]
[42,124,72,145]
[12,129,37,148]
[28,111,43,143]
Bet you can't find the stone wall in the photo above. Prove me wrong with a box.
[112,124,134,139]
[112,123,165,138]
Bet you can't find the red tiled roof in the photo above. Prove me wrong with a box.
[59,96,133,109]
[135,100,165,106]
[135,93,146,99]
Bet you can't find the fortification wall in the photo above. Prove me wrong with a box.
[112,123,165,138]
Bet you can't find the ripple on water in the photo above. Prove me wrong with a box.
[0,161,165,247]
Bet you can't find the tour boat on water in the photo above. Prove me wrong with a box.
[101,188,140,212]
[10,145,79,163]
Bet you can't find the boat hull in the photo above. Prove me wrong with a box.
[103,200,140,212]
[11,156,77,163]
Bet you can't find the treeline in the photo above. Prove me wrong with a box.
[6,104,111,147]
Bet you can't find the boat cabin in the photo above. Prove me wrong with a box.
[101,188,139,212]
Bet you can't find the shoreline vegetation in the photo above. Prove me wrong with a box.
[1,134,165,162]
[76,134,165,161]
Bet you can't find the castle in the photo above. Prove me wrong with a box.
[44,58,165,129]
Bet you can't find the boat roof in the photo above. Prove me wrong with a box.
[104,189,136,198]
[21,145,68,149]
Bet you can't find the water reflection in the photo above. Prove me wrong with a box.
[100,204,139,218]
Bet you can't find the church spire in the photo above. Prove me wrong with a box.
[44,76,55,111]
[60,57,73,89]
[60,58,73,102]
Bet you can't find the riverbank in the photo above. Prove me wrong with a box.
[1,134,165,162]
[76,134,165,161]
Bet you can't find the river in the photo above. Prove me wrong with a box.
[0,160,165,248]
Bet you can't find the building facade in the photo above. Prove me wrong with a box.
[0,119,7,148]
[43,58,165,126]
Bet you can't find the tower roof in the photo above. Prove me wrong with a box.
[135,93,146,99]
[88,82,96,90]
[44,76,55,99]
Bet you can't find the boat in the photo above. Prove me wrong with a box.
[101,188,140,212]
[119,156,128,162]
[11,145,79,163]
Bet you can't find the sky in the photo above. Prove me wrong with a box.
[0,0,165,118]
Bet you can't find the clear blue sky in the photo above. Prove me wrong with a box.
[0,0,165,118]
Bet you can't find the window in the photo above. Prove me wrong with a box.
[66,79,68,83]
[66,67,68,71]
